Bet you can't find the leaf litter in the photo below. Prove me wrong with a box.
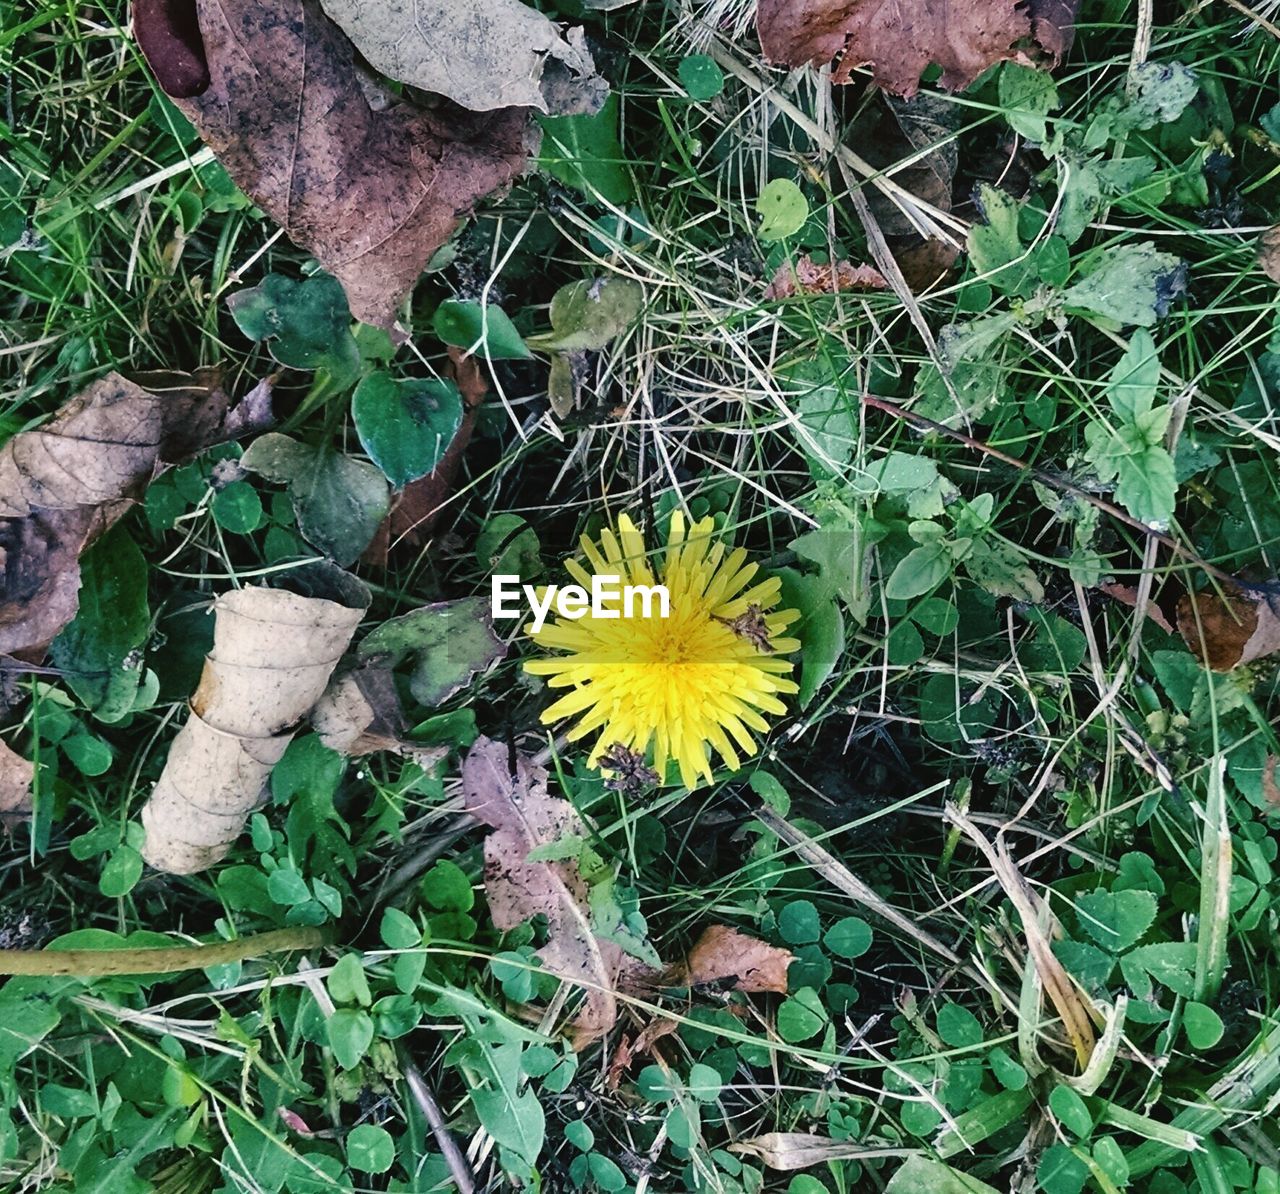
[0,370,270,661]
[135,0,532,327]
[140,566,369,874]
[462,737,655,1047]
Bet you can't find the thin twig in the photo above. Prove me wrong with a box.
[403,1059,476,1194]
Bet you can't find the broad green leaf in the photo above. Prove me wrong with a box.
[757,178,808,241]
[778,899,820,945]
[527,275,643,352]
[885,1157,1001,1194]
[679,54,725,100]
[937,1003,983,1048]
[967,184,1024,285]
[99,846,144,898]
[1064,243,1185,327]
[379,908,421,949]
[357,598,503,709]
[433,300,530,359]
[1120,941,1196,1000]
[886,544,950,600]
[241,433,389,565]
[777,987,826,1042]
[51,526,149,723]
[824,916,872,959]
[211,481,263,534]
[327,954,372,1007]
[228,272,360,383]
[778,568,843,708]
[1077,888,1158,952]
[999,63,1058,143]
[962,538,1044,603]
[538,93,633,206]
[346,1123,394,1173]
[1038,1144,1090,1194]
[1183,1001,1224,1050]
[1106,329,1161,421]
[1050,1084,1094,1139]
[328,1008,373,1069]
[351,372,464,487]
[790,510,869,622]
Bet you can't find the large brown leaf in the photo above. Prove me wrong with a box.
[1177,583,1280,671]
[134,0,532,328]
[463,737,641,1046]
[0,371,267,660]
[757,0,1074,97]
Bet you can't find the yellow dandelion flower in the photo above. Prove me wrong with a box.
[524,511,801,788]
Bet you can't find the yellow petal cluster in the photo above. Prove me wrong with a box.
[525,512,800,788]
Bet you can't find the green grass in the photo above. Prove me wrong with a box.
[4,0,1280,1191]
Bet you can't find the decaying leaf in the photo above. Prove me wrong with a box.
[676,924,794,994]
[757,0,1075,97]
[1263,755,1280,810]
[853,94,961,292]
[356,598,504,709]
[318,0,606,115]
[0,741,33,827]
[140,566,369,874]
[1177,582,1280,671]
[135,0,532,327]
[380,349,488,554]
[309,660,442,771]
[240,433,389,567]
[313,596,504,754]
[463,736,640,1046]
[765,256,888,299]
[1258,226,1280,285]
[1098,581,1175,635]
[731,1133,898,1171]
[0,370,269,660]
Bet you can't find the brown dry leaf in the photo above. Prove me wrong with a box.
[0,740,34,828]
[309,661,443,772]
[1263,756,1280,811]
[757,0,1072,96]
[0,370,268,661]
[765,256,888,300]
[1259,226,1280,284]
[135,0,531,329]
[463,736,642,1046]
[1177,583,1280,671]
[140,565,369,874]
[678,925,794,994]
[852,94,960,293]
[1098,582,1175,635]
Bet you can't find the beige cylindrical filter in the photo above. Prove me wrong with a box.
[141,572,368,874]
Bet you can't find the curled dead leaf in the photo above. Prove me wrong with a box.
[757,0,1075,96]
[309,661,442,771]
[676,924,794,994]
[135,0,532,328]
[1177,582,1280,671]
[765,256,888,299]
[0,370,269,660]
[140,565,369,874]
